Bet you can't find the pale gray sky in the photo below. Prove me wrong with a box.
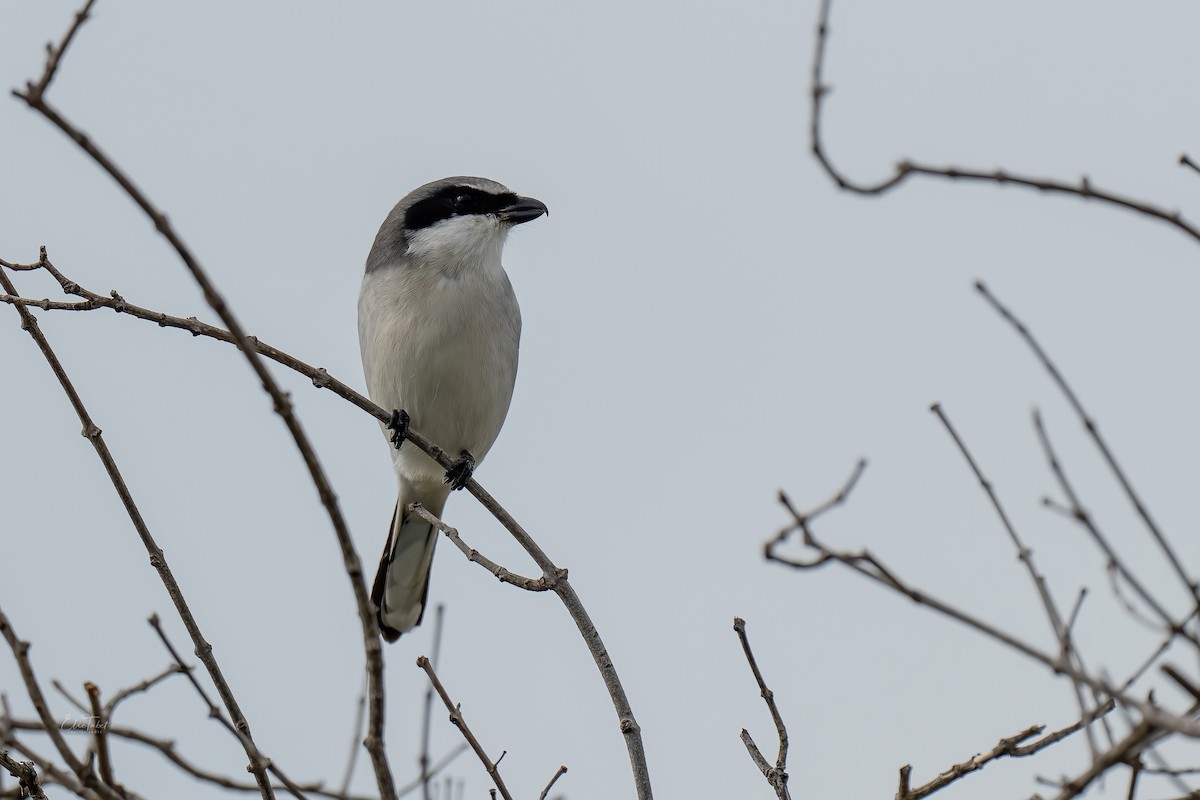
[3,2,1200,799]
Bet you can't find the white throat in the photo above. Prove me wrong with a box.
[406,215,509,279]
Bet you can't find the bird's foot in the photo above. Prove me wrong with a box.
[387,409,410,450]
[444,450,476,490]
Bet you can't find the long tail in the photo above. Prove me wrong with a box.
[371,495,441,641]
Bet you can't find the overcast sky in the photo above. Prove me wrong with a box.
[4,2,1200,799]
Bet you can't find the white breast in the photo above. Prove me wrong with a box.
[359,220,522,491]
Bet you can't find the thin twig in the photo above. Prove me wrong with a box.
[460,482,654,800]
[902,702,1116,800]
[340,671,368,797]
[0,749,48,800]
[83,683,117,794]
[415,657,513,800]
[767,467,1200,738]
[146,615,312,800]
[1121,635,1176,693]
[395,745,469,799]
[733,618,791,800]
[4,735,100,799]
[739,730,773,787]
[1031,408,1193,646]
[1048,719,1159,800]
[1141,764,1200,777]
[10,715,464,800]
[52,680,90,715]
[931,402,1100,758]
[421,605,447,800]
[408,505,560,592]
[1126,761,1141,800]
[1161,665,1200,705]
[26,0,95,99]
[930,403,1068,640]
[0,293,99,311]
[979,282,1200,614]
[538,766,567,800]
[104,664,185,717]
[0,257,43,271]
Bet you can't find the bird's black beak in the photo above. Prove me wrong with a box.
[499,196,548,225]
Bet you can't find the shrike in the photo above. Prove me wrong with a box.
[359,176,547,641]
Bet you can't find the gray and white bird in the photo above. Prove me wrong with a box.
[358,177,547,641]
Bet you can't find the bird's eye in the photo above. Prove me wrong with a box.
[450,193,476,212]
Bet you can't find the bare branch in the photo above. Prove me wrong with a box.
[103,664,185,718]
[1010,700,1118,756]
[15,0,395,785]
[901,702,1116,800]
[3,734,101,799]
[1120,636,1176,694]
[420,606,446,800]
[11,712,465,800]
[145,616,313,800]
[21,0,95,100]
[978,282,1200,614]
[1031,408,1194,646]
[733,618,791,800]
[1126,761,1142,800]
[0,260,275,800]
[931,403,1102,757]
[0,749,48,800]
[408,504,560,592]
[52,681,90,716]
[538,766,567,800]
[11,4,655,792]
[930,403,1068,640]
[768,466,1200,738]
[0,605,119,800]
[808,0,1200,245]
[83,684,117,794]
[415,657,513,800]
[395,745,469,800]
[0,257,44,271]
[2,251,656,800]
[0,293,97,311]
[739,730,774,789]
[340,671,368,797]
[1047,719,1158,800]
[448,477,654,799]
[1160,665,1200,705]
[780,458,866,530]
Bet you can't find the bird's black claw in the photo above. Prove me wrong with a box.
[387,409,410,450]
[444,450,476,490]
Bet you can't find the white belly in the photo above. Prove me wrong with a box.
[359,261,521,491]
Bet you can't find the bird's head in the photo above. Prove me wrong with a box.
[367,177,547,275]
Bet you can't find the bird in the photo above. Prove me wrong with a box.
[358,176,547,641]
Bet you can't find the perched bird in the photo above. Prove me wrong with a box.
[358,177,547,640]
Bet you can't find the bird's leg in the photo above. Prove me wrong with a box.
[387,409,410,450]
[444,450,476,490]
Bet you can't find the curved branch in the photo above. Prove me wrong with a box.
[808,0,1200,246]
[15,1,394,790]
